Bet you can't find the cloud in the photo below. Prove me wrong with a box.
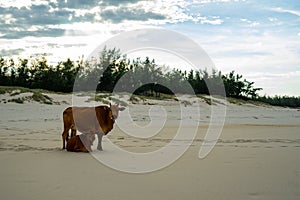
[0,0,48,9]
[58,0,99,9]
[0,4,69,39]
[239,18,260,27]
[270,7,300,17]
[198,16,223,25]
[195,29,300,96]
[99,0,143,6]
[0,48,24,57]
[248,71,300,79]
[0,1,102,39]
[0,0,197,40]
[198,0,243,3]
[100,7,166,23]
[97,0,197,24]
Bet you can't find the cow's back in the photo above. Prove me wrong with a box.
[71,107,98,133]
[64,106,113,134]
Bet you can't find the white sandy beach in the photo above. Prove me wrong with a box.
[0,91,300,200]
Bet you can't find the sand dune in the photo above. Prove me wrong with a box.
[0,92,299,200]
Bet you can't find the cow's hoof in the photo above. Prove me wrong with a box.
[97,147,103,151]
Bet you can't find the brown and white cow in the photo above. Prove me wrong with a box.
[62,104,123,151]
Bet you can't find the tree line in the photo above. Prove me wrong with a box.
[0,56,79,93]
[1,48,299,107]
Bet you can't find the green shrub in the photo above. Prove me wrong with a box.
[8,98,24,104]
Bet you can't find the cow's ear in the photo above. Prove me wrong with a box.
[119,107,126,111]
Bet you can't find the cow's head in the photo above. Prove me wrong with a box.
[109,103,125,120]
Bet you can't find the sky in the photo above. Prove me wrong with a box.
[0,0,299,96]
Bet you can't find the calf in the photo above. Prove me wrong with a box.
[66,133,95,152]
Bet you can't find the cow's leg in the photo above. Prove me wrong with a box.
[97,133,103,151]
[62,129,69,149]
[71,127,76,138]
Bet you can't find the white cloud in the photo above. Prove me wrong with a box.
[63,5,101,18]
[123,0,194,24]
[0,0,48,9]
[248,71,300,79]
[270,7,300,17]
[240,18,260,27]
[197,32,300,95]
[268,17,278,22]
[250,22,260,27]
[3,14,17,24]
[197,0,241,3]
[0,34,105,65]
[197,16,224,25]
